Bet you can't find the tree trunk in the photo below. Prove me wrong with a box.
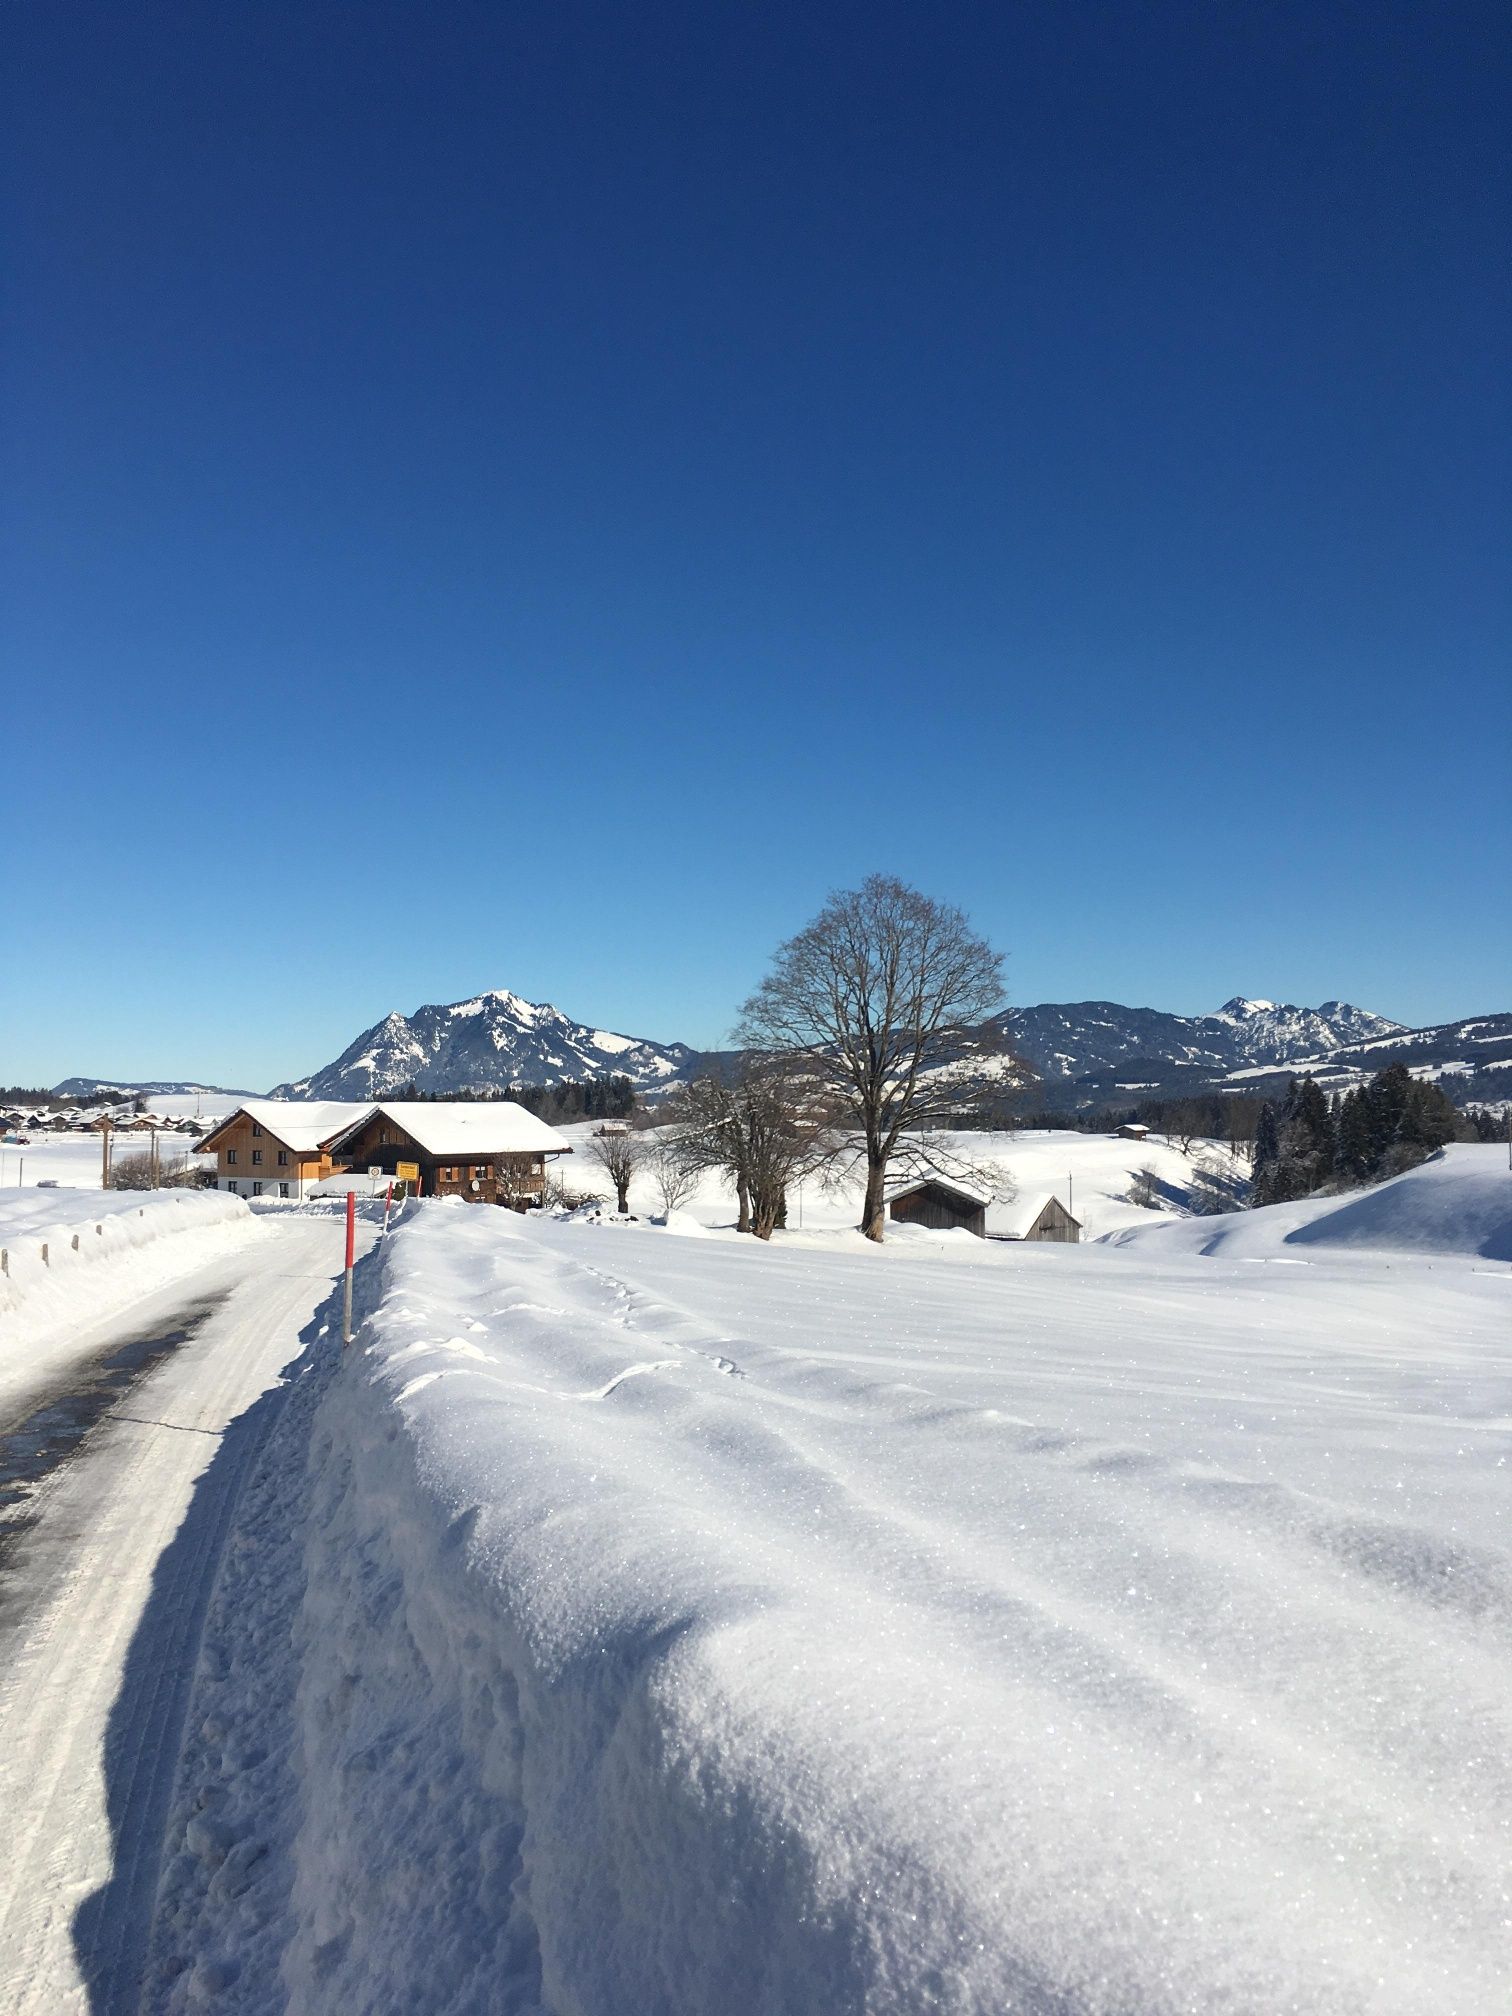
[736,1173,751,1234]
[616,1178,630,1213]
[861,1157,887,1242]
[751,1179,782,1240]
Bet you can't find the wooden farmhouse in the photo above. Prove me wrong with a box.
[887,1176,991,1237]
[325,1101,571,1206]
[196,1101,373,1200]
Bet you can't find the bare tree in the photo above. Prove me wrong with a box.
[587,1127,640,1214]
[109,1151,208,1190]
[646,1138,701,1218]
[1127,1163,1161,1210]
[738,874,1011,1241]
[662,1057,834,1239]
[1187,1147,1243,1216]
[542,1171,604,1211]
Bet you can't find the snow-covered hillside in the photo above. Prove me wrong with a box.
[1106,1143,1511,1262]
[147,1154,1509,2014]
[274,989,697,1099]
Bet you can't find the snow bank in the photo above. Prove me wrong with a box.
[1106,1145,1512,1264]
[172,1200,1508,2015]
[0,1186,256,1363]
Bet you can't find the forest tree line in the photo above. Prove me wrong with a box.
[1250,1064,1500,1207]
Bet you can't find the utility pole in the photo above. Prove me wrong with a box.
[102,1119,111,1190]
[342,1192,356,1344]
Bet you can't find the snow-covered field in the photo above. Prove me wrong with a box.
[556,1123,1224,1241]
[148,1149,1511,2014]
[0,1129,216,1192]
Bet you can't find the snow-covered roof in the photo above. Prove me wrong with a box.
[332,1102,572,1157]
[985,1192,1082,1238]
[202,1100,374,1154]
[885,1172,994,1209]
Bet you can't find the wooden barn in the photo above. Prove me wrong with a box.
[325,1101,572,1206]
[886,1176,991,1237]
[1012,1196,1083,1243]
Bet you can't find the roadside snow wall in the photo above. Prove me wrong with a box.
[0,1187,254,1339]
[283,1225,988,2014]
[259,1201,1509,2016]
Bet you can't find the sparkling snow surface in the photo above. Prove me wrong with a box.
[170,1152,1512,2016]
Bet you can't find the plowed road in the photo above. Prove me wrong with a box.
[0,1216,364,2015]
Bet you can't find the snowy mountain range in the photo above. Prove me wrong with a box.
[270,990,699,1100]
[265,987,1429,1105]
[1002,996,1402,1086]
[49,989,1507,1111]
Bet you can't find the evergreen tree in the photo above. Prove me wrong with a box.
[1333,1087,1373,1185]
[1251,1099,1282,1206]
[1283,1076,1334,1193]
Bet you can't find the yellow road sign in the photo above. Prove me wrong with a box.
[396,1160,420,1183]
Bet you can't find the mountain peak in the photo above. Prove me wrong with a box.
[273,987,697,1099]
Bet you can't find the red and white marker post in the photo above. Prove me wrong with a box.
[382,1179,394,1237]
[342,1190,356,1345]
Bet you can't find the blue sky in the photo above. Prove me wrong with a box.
[5,0,1508,1089]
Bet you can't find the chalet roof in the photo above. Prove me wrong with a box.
[199,1100,373,1155]
[330,1101,572,1158]
[886,1172,994,1209]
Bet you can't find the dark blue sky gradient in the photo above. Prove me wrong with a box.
[5,1,1508,1085]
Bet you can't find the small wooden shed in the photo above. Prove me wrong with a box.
[1115,1122,1151,1141]
[1020,1196,1082,1243]
[886,1177,990,1237]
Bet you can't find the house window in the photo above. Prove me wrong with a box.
[226,1179,237,1194]
[252,1180,263,1196]
[251,1149,263,1165]
[277,1150,288,1166]
[252,1122,263,1137]
[227,1149,237,1165]
[278,1182,290,1199]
